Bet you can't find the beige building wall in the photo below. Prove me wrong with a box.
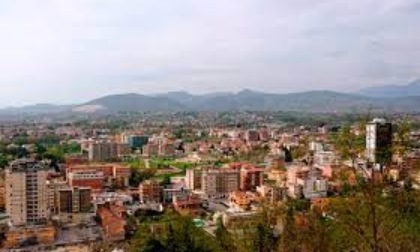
[5,161,48,226]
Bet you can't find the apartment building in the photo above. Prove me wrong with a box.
[366,118,393,165]
[88,142,131,162]
[57,187,92,214]
[47,180,68,213]
[186,167,240,198]
[67,164,130,188]
[139,180,162,203]
[159,142,176,156]
[186,168,204,190]
[239,167,265,191]
[201,168,240,198]
[68,170,104,191]
[5,159,49,226]
[142,142,159,157]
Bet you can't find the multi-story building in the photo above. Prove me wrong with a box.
[68,170,104,191]
[239,167,265,191]
[128,135,149,150]
[88,142,131,162]
[97,203,127,241]
[142,143,159,157]
[139,180,162,203]
[246,130,260,142]
[256,185,288,204]
[287,166,328,199]
[222,211,259,230]
[313,151,338,168]
[187,167,240,198]
[229,191,252,210]
[259,129,270,142]
[186,168,204,190]
[5,159,49,226]
[163,187,191,203]
[47,180,68,213]
[366,118,393,165]
[173,194,201,215]
[201,168,240,198]
[159,142,176,156]
[287,164,310,198]
[4,225,56,249]
[67,164,130,188]
[309,141,324,152]
[229,163,265,191]
[301,171,328,199]
[57,187,92,214]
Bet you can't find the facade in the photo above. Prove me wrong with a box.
[287,167,328,199]
[128,135,149,149]
[4,225,56,249]
[5,159,49,226]
[163,187,191,203]
[366,118,393,165]
[97,203,127,241]
[67,164,130,188]
[88,142,131,162]
[201,168,240,198]
[173,194,201,215]
[257,185,288,203]
[57,187,92,214]
[187,167,240,198]
[222,211,259,230]
[185,168,204,190]
[68,170,104,191]
[142,143,159,156]
[229,191,252,210]
[47,180,68,213]
[246,130,260,142]
[159,143,176,156]
[239,167,265,191]
[139,180,162,203]
[313,151,338,168]
[302,176,328,199]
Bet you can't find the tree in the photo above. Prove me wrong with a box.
[34,143,47,155]
[393,119,412,164]
[327,120,420,251]
[129,168,156,187]
[215,217,237,252]
[0,154,9,168]
[160,175,171,186]
[333,124,365,168]
[131,214,220,252]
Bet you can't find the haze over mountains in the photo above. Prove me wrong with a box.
[357,79,420,98]
[2,80,420,117]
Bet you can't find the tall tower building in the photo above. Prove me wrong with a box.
[5,159,49,226]
[366,118,393,165]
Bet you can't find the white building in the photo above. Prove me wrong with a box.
[366,118,392,164]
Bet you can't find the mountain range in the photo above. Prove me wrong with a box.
[358,79,420,98]
[2,80,420,117]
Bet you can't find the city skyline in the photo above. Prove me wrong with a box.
[1,0,420,106]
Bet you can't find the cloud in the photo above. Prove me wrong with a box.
[0,0,419,106]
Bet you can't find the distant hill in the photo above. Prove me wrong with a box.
[358,79,420,98]
[3,89,420,118]
[75,90,420,113]
[73,93,186,113]
[0,104,72,115]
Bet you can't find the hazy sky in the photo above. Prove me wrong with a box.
[0,0,420,106]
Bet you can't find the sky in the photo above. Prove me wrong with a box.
[0,0,420,106]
